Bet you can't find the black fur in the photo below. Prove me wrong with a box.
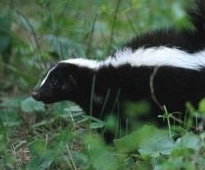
[32,0,205,142]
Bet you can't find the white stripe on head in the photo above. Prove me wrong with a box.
[40,65,57,87]
[105,47,205,70]
[39,58,99,88]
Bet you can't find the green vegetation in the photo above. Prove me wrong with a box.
[0,0,204,169]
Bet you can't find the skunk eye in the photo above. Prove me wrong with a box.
[50,77,61,89]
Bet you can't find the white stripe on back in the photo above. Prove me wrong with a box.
[60,58,99,69]
[107,47,205,70]
[61,46,205,70]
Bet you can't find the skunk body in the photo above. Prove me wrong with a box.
[33,0,205,141]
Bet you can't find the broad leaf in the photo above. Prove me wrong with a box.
[21,97,45,113]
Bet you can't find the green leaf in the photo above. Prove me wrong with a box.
[115,125,174,156]
[92,151,120,170]
[0,109,20,126]
[21,97,45,113]
[29,139,47,154]
[83,133,121,170]
[174,133,201,151]
[27,150,56,170]
[138,133,174,157]
[90,121,105,129]
[66,105,83,112]
[124,101,150,117]
[198,98,205,114]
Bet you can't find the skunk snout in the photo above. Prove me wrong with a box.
[32,91,41,101]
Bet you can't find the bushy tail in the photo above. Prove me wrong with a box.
[188,0,205,32]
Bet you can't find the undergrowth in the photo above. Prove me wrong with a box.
[0,97,205,169]
[0,0,204,169]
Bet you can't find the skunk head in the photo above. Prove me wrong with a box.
[32,59,97,104]
[32,62,81,104]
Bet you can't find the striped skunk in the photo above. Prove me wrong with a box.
[32,0,205,142]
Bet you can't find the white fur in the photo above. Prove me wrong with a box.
[106,47,205,70]
[40,65,57,87]
[60,58,100,69]
[60,47,205,71]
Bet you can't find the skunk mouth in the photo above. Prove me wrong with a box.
[32,91,55,104]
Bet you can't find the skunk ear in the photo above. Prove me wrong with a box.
[68,74,77,85]
[61,74,78,91]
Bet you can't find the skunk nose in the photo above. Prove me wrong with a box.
[32,91,41,100]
